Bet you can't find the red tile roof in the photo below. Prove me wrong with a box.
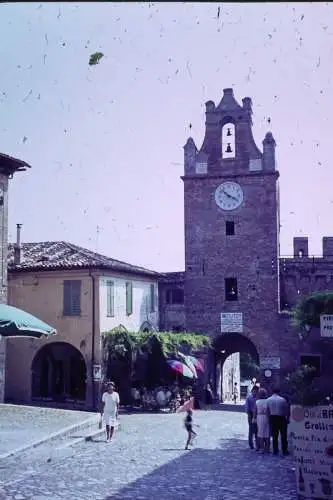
[8,241,162,277]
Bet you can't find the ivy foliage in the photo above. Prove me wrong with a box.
[292,291,333,329]
[102,329,211,360]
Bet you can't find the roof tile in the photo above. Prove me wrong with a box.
[8,241,162,277]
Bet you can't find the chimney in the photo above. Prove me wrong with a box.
[14,224,22,265]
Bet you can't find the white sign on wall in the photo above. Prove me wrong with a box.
[93,364,102,381]
[260,357,281,369]
[320,315,333,337]
[249,158,262,172]
[221,312,243,333]
[196,162,207,174]
[290,405,333,499]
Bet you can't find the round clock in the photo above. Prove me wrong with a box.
[215,181,244,211]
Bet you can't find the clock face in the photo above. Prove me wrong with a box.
[215,181,244,211]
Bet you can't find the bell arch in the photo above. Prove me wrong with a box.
[31,342,87,403]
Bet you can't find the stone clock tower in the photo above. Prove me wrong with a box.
[182,88,281,385]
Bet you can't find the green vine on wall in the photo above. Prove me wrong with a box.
[292,291,333,329]
[102,329,211,360]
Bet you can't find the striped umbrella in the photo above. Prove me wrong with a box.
[178,352,204,375]
[167,359,196,379]
[186,355,204,373]
[177,352,198,378]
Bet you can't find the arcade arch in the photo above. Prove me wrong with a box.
[31,342,87,403]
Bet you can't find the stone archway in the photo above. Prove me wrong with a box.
[31,342,87,403]
[212,333,260,402]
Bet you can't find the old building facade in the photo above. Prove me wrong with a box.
[6,239,160,409]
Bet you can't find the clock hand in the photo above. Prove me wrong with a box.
[222,189,238,202]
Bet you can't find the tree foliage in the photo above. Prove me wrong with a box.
[281,365,326,406]
[292,291,333,329]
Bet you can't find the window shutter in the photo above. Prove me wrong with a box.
[63,280,81,316]
[150,284,155,312]
[71,280,81,315]
[63,280,71,315]
[107,280,114,316]
[126,281,133,315]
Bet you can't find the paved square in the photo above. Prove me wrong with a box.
[0,410,297,499]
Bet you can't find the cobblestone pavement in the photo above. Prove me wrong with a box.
[0,410,297,500]
[0,405,93,456]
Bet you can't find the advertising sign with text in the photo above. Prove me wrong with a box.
[290,405,333,499]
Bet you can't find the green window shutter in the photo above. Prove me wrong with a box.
[106,280,114,316]
[126,281,133,315]
[150,283,155,312]
[63,280,81,316]
[63,280,71,315]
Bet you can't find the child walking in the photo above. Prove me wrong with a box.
[184,409,198,450]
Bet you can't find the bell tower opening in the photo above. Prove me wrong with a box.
[222,122,235,159]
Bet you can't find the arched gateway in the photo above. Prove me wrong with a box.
[31,342,86,403]
[212,333,259,402]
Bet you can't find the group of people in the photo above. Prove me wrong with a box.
[131,384,194,412]
[245,385,290,456]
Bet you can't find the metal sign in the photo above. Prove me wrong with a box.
[260,357,280,369]
[93,364,102,381]
[221,312,243,333]
[320,315,333,337]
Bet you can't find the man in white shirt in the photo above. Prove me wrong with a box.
[266,387,290,456]
[101,382,120,442]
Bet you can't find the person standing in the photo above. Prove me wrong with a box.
[245,385,259,450]
[232,382,238,404]
[266,387,290,456]
[204,384,213,410]
[101,382,120,442]
[254,388,270,453]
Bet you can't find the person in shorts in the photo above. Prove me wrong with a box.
[184,409,198,450]
[101,382,120,442]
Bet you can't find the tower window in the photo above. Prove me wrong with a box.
[226,221,235,236]
[225,278,238,301]
[222,123,235,159]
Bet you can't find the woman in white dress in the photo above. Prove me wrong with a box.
[253,388,270,453]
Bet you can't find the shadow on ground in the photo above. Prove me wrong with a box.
[104,439,296,500]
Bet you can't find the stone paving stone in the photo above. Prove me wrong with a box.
[0,411,297,500]
[0,404,93,456]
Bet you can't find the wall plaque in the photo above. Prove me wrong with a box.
[249,158,262,172]
[196,162,207,174]
[260,357,280,369]
[221,312,243,333]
